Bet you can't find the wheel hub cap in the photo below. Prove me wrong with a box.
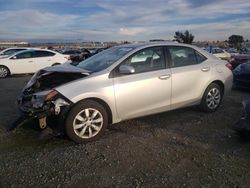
[206,88,221,110]
[73,108,103,139]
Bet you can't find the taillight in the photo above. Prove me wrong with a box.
[226,63,233,70]
[64,56,70,60]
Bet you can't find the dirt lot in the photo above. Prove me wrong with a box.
[0,76,250,187]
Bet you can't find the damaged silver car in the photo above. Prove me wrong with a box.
[15,42,233,143]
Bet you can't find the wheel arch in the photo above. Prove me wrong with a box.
[52,63,61,66]
[210,80,225,96]
[73,97,113,124]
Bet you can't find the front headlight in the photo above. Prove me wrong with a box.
[31,90,58,109]
[45,90,58,101]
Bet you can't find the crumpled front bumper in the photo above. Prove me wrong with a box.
[9,91,72,131]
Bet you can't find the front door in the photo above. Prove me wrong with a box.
[113,46,172,120]
[9,51,36,74]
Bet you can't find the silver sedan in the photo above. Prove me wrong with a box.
[18,42,233,143]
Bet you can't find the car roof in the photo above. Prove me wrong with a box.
[114,41,197,50]
[115,41,207,51]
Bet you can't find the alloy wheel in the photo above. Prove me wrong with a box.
[0,67,8,78]
[206,88,221,110]
[73,108,103,139]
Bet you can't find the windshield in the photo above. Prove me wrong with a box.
[1,49,26,56]
[77,46,134,72]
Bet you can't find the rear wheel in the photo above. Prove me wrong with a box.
[200,83,222,112]
[65,100,108,143]
[0,66,10,78]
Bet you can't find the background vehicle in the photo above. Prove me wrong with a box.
[88,48,107,56]
[233,63,250,89]
[62,49,90,63]
[0,47,30,59]
[0,49,70,78]
[233,99,250,137]
[207,47,231,61]
[226,48,239,56]
[229,54,250,69]
[17,42,233,143]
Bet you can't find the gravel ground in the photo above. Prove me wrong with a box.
[0,76,250,187]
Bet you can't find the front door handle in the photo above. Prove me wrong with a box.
[201,67,210,72]
[28,61,33,63]
[159,74,171,80]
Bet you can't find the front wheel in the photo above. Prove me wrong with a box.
[65,100,108,143]
[0,66,10,78]
[200,83,222,113]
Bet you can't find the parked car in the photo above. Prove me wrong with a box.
[0,49,70,78]
[0,47,30,59]
[233,62,250,89]
[16,42,233,143]
[229,54,250,70]
[207,47,231,61]
[226,48,239,56]
[89,48,107,56]
[62,49,90,63]
[233,99,250,137]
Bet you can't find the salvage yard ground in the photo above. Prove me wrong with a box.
[0,76,250,187]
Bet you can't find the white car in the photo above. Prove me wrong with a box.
[208,47,231,61]
[0,47,30,59]
[0,49,70,78]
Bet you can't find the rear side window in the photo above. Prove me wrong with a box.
[195,51,207,63]
[15,51,33,59]
[33,50,55,57]
[168,46,206,67]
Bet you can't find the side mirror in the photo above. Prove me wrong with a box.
[119,65,135,74]
[11,56,17,60]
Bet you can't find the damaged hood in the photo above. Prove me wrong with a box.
[23,64,90,93]
[41,64,90,74]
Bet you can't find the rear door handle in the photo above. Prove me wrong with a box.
[28,61,33,63]
[159,74,171,80]
[201,67,210,72]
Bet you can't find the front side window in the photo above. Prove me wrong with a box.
[15,51,33,59]
[121,47,165,73]
[168,46,205,67]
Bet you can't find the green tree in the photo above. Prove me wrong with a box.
[174,30,194,44]
[228,35,244,50]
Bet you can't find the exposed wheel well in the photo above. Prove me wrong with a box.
[211,80,224,96]
[76,98,113,124]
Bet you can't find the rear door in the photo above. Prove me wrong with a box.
[33,50,56,70]
[167,46,211,109]
[113,46,172,120]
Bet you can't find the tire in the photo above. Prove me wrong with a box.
[65,100,108,143]
[0,66,10,78]
[200,83,222,113]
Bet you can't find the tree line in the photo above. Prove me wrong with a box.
[173,30,246,50]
